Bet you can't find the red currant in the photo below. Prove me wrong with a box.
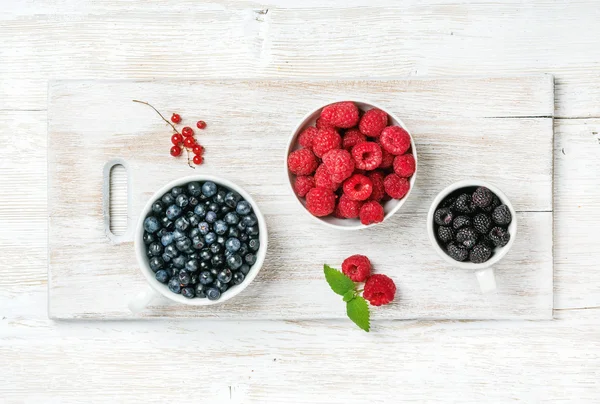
[183,137,196,148]
[196,120,207,129]
[171,113,181,124]
[193,155,203,165]
[192,144,204,155]
[170,145,182,157]
[171,133,183,145]
[182,127,194,137]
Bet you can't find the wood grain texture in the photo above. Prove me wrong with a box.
[47,78,553,320]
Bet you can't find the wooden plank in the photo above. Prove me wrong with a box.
[47,78,553,320]
[0,1,599,118]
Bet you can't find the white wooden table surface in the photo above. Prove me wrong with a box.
[1,1,599,402]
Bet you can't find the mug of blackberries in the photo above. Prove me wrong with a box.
[427,180,517,293]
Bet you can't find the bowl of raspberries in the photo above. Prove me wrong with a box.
[427,180,517,292]
[286,100,417,230]
[132,175,268,309]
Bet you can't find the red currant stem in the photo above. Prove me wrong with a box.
[185,147,195,169]
[132,100,181,134]
[356,289,364,293]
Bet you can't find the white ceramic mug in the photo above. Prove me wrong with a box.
[129,175,268,312]
[427,180,517,293]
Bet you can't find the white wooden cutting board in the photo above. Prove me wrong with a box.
[47,76,554,320]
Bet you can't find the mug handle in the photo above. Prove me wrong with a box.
[475,268,497,293]
[129,285,160,313]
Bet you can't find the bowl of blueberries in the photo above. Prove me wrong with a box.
[132,175,267,309]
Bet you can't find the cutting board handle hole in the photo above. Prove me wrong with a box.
[103,159,131,242]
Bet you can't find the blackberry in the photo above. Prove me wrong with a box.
[469,243,492,263]
[453,194,475,214]
[489,226,510,247]
[452,215,471,230]
[434,208,454,226]
[473,213,492,234]
[437,226,454,243]
[480,234,495,248]
[492,205,512,226]
[441,196,457,208]
[472,187,493,208]
[447,242,468,262]
[456,227,478,249]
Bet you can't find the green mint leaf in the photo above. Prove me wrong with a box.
[346,296,370,332]
[342,290,356,302]
[323,264,355,296]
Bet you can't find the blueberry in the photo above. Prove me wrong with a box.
[157,228,168,238]
[198,222,210,235]
[189,196,199,206]
[143,232,155,245]
[246,226,259,237]
[220,206,231,216]
[240,264,251,275]
[199,271,214,285]
[228,227,240,238]
[205,211,217,224]
[191,236,205,250]
[210,243,223,255]
[190,272,199,284]
[225,238,241,252]
[199,249,212,261]
[164,244,179,258]
[186,210,195,219]
[224,192,240,208]
[178,270,191,286]
[185,259,200,272]
[147,250,153,260]
[242,214,257,227]
[214,220,228,235]
[194,204,207,218]
[213,190,227,205]
[149,256,164,272]
[161,252,172,263]
[236,201,251,215]
[227,254,243,270]
[174,216,190,232]
[181,287,195,298]
[188,214,201,227]
[172,255,186,269]
[249,239,260,252]
[202,182,218,197]
[245,253,257,266]
[143,216,161,233]
[204,232,217,245]
[210,268,219,277]
[171,186,184,197]
[161,193,175,205]
[168,277,181,294]
[217,236,226,245]
[238,243,249,257]
[195,283,207,298]
[237,221,247,231]
[213,279,228,293]
[152,201,164,214]
[224,212,239,225]
[155,269,169,284]
[232,272,245,285]
[206,287,221,301]
[175,194,189,208]
[172,229,186,240]
[188,182,202,196]
[148,242,163,256]
[175,237,192,252]
[211,254,225,268]
[166,204,182,220]
[160,232,174,247]
[160,216,174,230]
[199,261,211,271]
[208,202,220,214]
[217,268,233,283]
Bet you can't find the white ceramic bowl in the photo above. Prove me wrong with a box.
[285,100,418,230]
[134,175,268,306]
[427,179,517,270]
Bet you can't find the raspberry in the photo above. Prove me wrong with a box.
[316,117,335,130]
[298,126,318,149]
[336,194,363,219]
[359,201,384,225]
[393,154,416,177]
[314,164,340,192]
[322,149,355,183]
[359,108,388,137]
[343,174,373,201]
[312,128,342,158]
[342,128,366,150]
[320,101,360,128]
[380,126,411,155]
[367,171,385,201]
[363,274,396,306]
[351,142,383,171]
[383,173,410,199]
[287,148,318,175]
[342,255,372,282]
[379,147,395,169]
[305,187,336,217]
[294,176,315,197]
